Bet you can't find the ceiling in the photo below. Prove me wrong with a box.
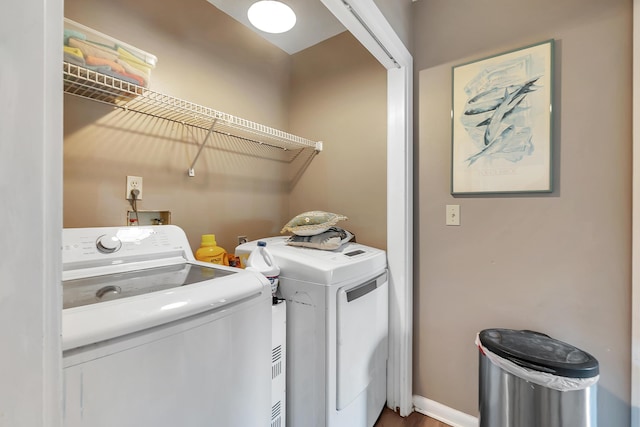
[206,0,346,55]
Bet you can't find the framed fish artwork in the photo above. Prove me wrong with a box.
[451,39,554,194]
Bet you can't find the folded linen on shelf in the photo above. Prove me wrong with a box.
[84,64,112,74]
[85,55,125,74]
[64,54,85,67]
[117,46,154,69]
[116,59,149,86]
[67,56,146,88]
[64,28,86,45]
[118,71,145,87]
[68,37,119,62]
[64,18,157,89]
[64,46,85,66]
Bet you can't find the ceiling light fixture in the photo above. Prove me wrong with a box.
[247,1,296,34]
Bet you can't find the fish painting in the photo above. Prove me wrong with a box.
[459,57,543,166]
[451,40,553,194]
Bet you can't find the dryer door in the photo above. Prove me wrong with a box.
[336,271,388,410]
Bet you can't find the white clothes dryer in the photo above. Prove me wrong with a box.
[236,236,388,427]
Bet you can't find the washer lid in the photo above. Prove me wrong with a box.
[63,262,235,309]
[479,328,599,378]
[62,263,268,351]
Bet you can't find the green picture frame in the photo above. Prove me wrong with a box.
[451,39,554,195]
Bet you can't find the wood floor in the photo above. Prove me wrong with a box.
[374,408,452,427]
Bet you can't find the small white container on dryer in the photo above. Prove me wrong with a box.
[246,241,280,297]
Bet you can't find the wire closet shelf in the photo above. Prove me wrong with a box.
[63,62,323,155]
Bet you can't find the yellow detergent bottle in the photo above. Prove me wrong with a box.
[195,234,228,265]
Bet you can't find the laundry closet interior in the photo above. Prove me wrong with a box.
[63,0,388,254]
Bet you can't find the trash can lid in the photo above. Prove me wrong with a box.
[479,329,599,378]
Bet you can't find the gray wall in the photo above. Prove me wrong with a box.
[412,0,632,425]
[289,32,388,250]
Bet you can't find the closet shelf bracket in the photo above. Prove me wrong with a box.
[188,119,218,177]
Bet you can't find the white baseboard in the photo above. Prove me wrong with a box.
[412,395,479,427]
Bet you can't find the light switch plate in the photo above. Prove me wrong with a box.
[446,204,460,226]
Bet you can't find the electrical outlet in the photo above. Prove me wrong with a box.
[126,176,143,200]
[238,235,248,245]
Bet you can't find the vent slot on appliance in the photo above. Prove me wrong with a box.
[271,400,282,427]
[272,345,282,379]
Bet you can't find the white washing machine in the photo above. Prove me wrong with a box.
[236,236,388,427]
[62,225,272,427]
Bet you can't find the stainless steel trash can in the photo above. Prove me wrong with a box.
[478,329,599,427]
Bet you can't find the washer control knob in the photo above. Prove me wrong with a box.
[96,234,122,253]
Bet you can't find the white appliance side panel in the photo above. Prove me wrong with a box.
[280,278,327,427]
[336,272,389,412]
[272,301,286,427]
[63,296,271,427]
